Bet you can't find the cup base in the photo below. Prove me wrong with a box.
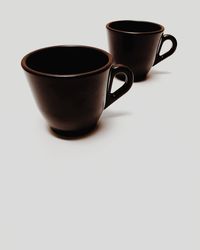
[116,73,146,82]
[50,123,97,139]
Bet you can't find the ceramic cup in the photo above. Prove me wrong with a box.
[106,20,177,82]
[21,45,133,137]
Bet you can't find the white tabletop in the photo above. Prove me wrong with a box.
[0,0,199,249]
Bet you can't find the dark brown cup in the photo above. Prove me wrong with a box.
[106,20,177,82]
[21,45,133,137]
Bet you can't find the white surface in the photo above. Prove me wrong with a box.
[0,0,200,249]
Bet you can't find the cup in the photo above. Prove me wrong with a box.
[21,45,133,137]
[106,20,177,82]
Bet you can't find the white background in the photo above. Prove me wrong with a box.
[0,0,199,249]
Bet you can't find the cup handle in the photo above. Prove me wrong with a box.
[153,34,177,66]
[105,64,133,109]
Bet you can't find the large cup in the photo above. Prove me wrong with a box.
[21,45,133,137]
[106,20,177,82]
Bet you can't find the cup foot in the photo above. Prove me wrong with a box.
[50,123,97,139]
[116,73,146,82]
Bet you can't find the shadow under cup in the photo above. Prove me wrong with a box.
[21,45,133,137]
[106,20,177,82]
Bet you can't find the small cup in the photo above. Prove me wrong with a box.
[106,20,177,82]
[21,45,133,137]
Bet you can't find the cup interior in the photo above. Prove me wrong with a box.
[22,46,111,75]
[107,20,164,33]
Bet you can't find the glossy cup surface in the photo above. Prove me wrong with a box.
[21,45,133,137]
[107,20,176,81]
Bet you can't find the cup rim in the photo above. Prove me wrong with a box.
[21,45,113,78]
[106,20,164,35]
